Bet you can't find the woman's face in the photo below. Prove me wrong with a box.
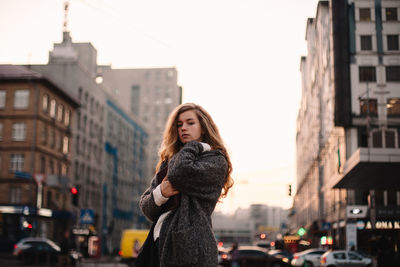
[177,110,203,144]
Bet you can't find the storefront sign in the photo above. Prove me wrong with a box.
[364,220,400,229]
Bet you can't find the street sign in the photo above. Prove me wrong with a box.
[80,209,94,224]
[33,173,45,184]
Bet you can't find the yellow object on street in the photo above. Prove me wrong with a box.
[120,229,149,261]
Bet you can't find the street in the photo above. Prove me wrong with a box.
[0,256,129,267]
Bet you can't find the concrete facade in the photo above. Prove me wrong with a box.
[293,0,400,257]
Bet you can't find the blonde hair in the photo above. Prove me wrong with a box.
[156,103,233,198]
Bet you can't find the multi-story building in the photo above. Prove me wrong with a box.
[0,64,79,250]
[97,66,182,177]
[292,0,400,258]
[212,204,289,247]
[27,31,149,254]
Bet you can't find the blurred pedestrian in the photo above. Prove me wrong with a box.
[135,103,233,267]
[229,242,240,267]
[58,231,71,266]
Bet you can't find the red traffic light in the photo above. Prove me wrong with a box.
[71,187,78,195]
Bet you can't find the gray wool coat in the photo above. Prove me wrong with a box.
[139,141,228,267]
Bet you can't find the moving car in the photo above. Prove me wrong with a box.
[320,250,372,267]
[13,237,81,265]
[268,249,293,266]
[119,229,149,264]
[291,248,327,267]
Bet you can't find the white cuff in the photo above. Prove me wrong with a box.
[200,142,211,152]
[153,184,169,206]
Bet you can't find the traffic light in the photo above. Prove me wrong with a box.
[71,186,79,206]
[288,184,292,196]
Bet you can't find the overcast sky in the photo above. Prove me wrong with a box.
[0,0,321,213]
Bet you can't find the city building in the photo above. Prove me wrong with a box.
[97,65,182,178]
[0,64,79,250]
[292,0,400,258]
[213,204,289,247]
[27,31,149,254]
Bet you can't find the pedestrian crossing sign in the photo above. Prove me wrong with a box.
[80,209,94,224]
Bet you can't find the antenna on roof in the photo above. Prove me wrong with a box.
[63,0,70,32]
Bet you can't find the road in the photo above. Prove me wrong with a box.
[0,256,129,267]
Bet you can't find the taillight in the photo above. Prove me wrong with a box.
[321,256,326,265]
[118,250,122,256]
[222,254,228,260]
[294,255,299,259]
[14,244,18,249]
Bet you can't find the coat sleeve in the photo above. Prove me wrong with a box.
[139,175,164,222]
[167,141,228,200]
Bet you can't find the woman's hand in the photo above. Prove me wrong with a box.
[160,176,180,197]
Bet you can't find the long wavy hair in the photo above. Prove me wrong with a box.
[156,103,233,199]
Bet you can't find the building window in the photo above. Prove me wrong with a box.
[12,123,26,141]
[371,129,397,148]
[9,186,21,204]
[385,130,396,148]
[360,35,372,50]
[0,123,3,141]
[387,98,400,116]
[65,109,70,126]
[10,154,24,172]
[78,87,83,100]
[42,94,49,112]
[84,92,88,108]
[359,66,376,82]
[360,8,371,21]
[49,99,56,118]
[63,136,69,154]
[41,125,47,144]
[387,35,399,51]
[57,104,64,122]
[386,8,398,21]
[49,128,55,148]
[360,98,378,117]
[14,90,29,109]
[40,156,46,173]
[131,85,140,115]
[386,66,400,82]
[0,90,5,108]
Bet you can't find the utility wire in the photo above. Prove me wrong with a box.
[77,0,172,48]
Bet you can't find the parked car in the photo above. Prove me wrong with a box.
[291,248,327,267]
[320,250,372,267]
[219,245,289,267]
[13,237,81,265]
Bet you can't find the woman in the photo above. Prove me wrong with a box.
[136,103,233,267]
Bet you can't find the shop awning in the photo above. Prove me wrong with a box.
[333,148,400,190]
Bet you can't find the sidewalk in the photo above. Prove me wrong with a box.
[80,256,128,267]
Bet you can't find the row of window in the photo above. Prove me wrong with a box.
[360,35,399,51]
[78,87,104,121]
[42,94,71,126]
[0,123,27,141]
[76,111,103,141]
[360,98,400,117]
[0,122,70,154]
[0,89,30,109]
[359,66,400,82]
[1,153,68,176]
[358,127,400,149]
[39,155,68,176]
[359,7,398,22]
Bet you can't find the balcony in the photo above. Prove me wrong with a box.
[333,148,400,190]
